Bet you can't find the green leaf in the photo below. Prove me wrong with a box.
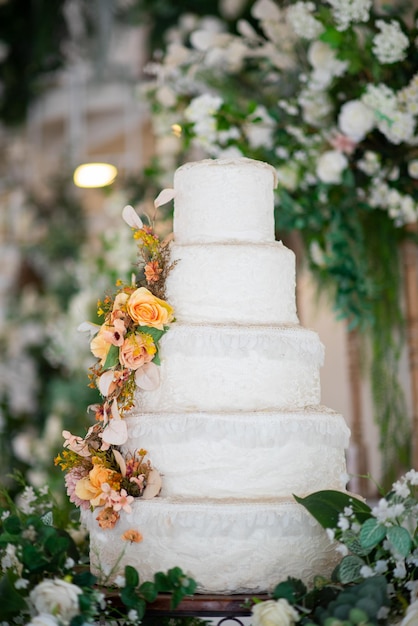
[386,526,412,557]
[103,343,119,369]
[272,577,307,603]
[44,533,70,556]
[2,515,22,535]
[125,564,140,588]
[341,529,372,557]
[335,555,365,584]
[319,26,344,48]
[139,326,166,343]
[294,491,371,529]
[0,573,28,618]
[139,580,158,603]
[359,518,387,550]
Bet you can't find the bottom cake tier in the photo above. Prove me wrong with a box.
[84,498,341,594]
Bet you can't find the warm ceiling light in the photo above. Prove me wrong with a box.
[73,163,118,188]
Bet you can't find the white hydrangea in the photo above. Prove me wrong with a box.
[244,105,276,149]
[326,0,372,31]
[372,19,409,65]
[286,2,324,40]
[185,93,223,122]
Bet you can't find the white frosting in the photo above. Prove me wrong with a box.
[166,241,298,325]
[173,158,277,244]
[123,408,350,498]
[135,323,323,412]
[85,498,341,593]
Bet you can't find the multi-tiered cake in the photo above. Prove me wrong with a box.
[85,157,350,593]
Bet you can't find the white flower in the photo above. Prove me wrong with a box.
[338,100,375,142]
[26,614,60,626]
[360,565,374,578]
[252,0,282,21]
[307,41,348,89]
[406,470,418,485]
[401,600,418,626]
[372,19,409,64]
[408,160,418,179]
[357,151,380,176]
[394,560,407,579]
[185,93,223,122]
[298,88,333,126]
[252,598,300,626]
[374,559,389,574]
[245,105,275,149]
[316,150,348,184]
[286,2,324,40]
[276,164,299,191]
[29,579,82,625]
[326,0,372,31]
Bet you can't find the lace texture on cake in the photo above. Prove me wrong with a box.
[85,499,340,593]
[166,241,298,325]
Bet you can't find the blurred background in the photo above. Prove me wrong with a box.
[1,0,417,512]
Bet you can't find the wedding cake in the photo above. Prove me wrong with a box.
[82,157,350,593]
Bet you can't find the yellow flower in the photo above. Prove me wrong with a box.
[127,287,174,330]
[74,462,118,507]
[90,325,112,366]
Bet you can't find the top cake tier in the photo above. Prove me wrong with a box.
[173,158,277,243]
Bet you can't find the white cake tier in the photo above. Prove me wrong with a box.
[85,498,341,593]
[135,323,324,412]
[166,241,298,325]
[173,158,277,244]
[123,408,350,499]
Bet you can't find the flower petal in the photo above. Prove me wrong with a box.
[142,469,162,499]
[135,362,160,390]
[122,204,143,229]
[78,321,101,337]
[154,188,176,208]
[98,370,115,397]
[113,448,127,477]
[101,417,128,446]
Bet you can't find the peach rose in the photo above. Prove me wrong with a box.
[90,325,112,366]
[74,463,117,507]
[127,287,174,330]
[119,333,156,370]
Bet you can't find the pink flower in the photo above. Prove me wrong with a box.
[65,467,91,510]
[102,318,127,347]
[62,430,91,458]
[130,475,145,491]
[119,333,156,370]
[329,132,357,155]
[113,489,134,513]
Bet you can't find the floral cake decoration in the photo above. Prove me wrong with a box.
[55,191,176,530]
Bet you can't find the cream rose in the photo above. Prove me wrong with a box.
[338,100,375,142]
[29,579,82,625]
[127,287,174,330]
[316,150,348,184]
[252,599,300,626]
[119,333,156,370]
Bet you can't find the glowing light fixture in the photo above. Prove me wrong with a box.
[73,162,118,188]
